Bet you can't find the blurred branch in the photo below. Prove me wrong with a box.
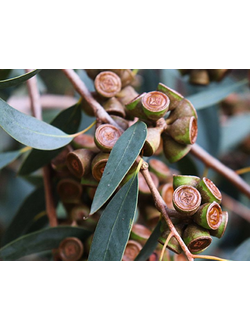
[222,192,250,222]
[7,94,78,115]
[61,69,120,128]
[191,143,250,199]
[25,69,58,227]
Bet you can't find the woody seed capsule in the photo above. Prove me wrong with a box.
[91,152,110,182]
[173,174,200,190]
[166,98,198,125]
[66,149,95,178]
[172,185,201,216]
[57,178,82,204]
[157,82,184,111]
[193,201,222,230]
[130,224,152,246]
[183,223,212,254]
[59,237,84,261]
[122,240,142,261]
[94,124,122,152]
[166,116,198,145]
[142,91,170,121]
[162,133,192,163]
[210,211,228,238]
[189,69,210,85]
[103,97,126,118]
[197,177,222,204]
[94,71,122,98]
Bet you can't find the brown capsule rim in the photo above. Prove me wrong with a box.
[173,185,201,213]
[203,177,222,202]
[59,237,84,261]
[95,124,122,151]
[188,235,212,253]
[142,91,170,113]
[206,202,222,230]
[94,71,122,98]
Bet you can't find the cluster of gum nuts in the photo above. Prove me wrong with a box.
[50,70,204,261]
[158,174,228,257]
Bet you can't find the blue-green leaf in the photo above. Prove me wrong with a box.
[0,149,24,170]
[188,79,248,111]
[231,238,250,261]
[0,98,74,150]
[0,69,41,89]
[90,121,147,215]
[0,226,92,261]
[88,174,139,261]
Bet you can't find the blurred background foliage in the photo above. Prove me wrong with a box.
[0,69,250,260]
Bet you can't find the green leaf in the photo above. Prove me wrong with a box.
[0,226,92,261]
[88,174,139,261]
[0,98,74,150]
[18,102,82,175]
[220,114,250,153]
[135,222,162,261]
[90,121,147,215]
[0,149,23,170]
[2,186,47,246]
[188,79,248,111]
[231,238,250,261]
[0,69,41,89]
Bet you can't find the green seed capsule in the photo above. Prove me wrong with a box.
[158,222,184,254]
[142,91,170,121]
[130,224,152,246]
[142,127,162,157]
[166,99,197,125]
[172,185,201,216]
[183,223,212,254]
[193,202,222,230]
[166,116,198,145]
[162,133,192,163]
[210,211,228,238]
[157,82,184,111]
[173,174,200,190]
[196,177,222,204]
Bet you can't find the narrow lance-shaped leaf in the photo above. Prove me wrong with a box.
[0,98,74,150]
[0,226,92,261]
[0,149,25,170]
[18,102,82,175]
[88,173,139,261]
[188,78,248,111]
[0,69,41,89]
[90,121,147,215]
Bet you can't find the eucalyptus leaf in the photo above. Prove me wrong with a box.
[0,98,74,150]
[220,114,250,153]
[88,173,139,261]
[0,69,41,89]
[0,149,23,170]
[230,238,250,261]
[2,186,47,246]
[0,226,92,261]
[18,102,82,175]
[90,121,147,215]
[188,79,248,111]
[135,222,162,261]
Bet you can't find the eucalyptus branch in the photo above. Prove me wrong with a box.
[61,69,121,129]
[140,163,194,261]
[191,143,250,198]
[25,69,58,227]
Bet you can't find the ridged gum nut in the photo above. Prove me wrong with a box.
[122,240,142,261]
[166,116,198,145]
[193,201,222,230]
[94,124,122,152]
[85,69,101,80]
[166,99,197,125]
[110,115,129,131]
[157,82,184,111]
[72,134,99,152]
[91,152,110,182]
[173,174,200,190]
[158,223,184,254]
[173,185,201,216]
[144,206,161,229]
[162,133,192,163]
[59,237,84,261]
[197,177,222,204]
[183,223,212,254]
[142,127,162,157]
[179,69,191,76]
[148,158,172,183]
[125,92,148,120]
[103,97,126,118]
[66,149,95,179]
[51,145,73,175]
[57,178,82,204]
[142,91,170,121]
[130,224,152,245]
[189,69,210,85]
[210,211,228,238]
[116,85,139,106]
[94,71,122,98]
[159,183,174,209]
[119,69,135,87]
[208,69,230,82]
[138,171,159,195]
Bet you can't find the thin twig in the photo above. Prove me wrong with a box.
[222,192,250,223]
[61,69,121,129]
[140,164,194,261]
[191,143,250,199]
[25,69,58,227]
